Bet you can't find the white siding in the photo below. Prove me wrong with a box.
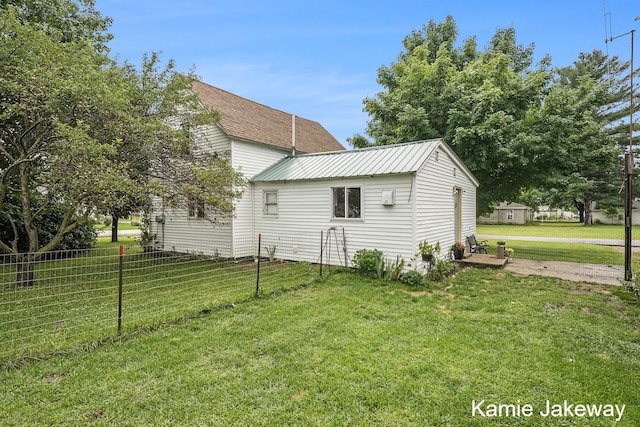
[149,198,234,256]
[230,139,288,255]
[415,146,477,262]
[253,175,415,266]
[193,124,230,153]
[149,125,235,257]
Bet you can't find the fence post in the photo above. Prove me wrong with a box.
[255,234,261,296]
[117,245,124,334]
[342,227,347,267]
[320,230,323,277]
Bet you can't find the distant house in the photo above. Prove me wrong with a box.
[478,202,533,225]
[534,205,576,221]
[149,81,479,266]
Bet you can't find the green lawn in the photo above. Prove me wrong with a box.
[0,270,638,426]
[0,238,316,366]
[481,238,628,265]
[477,222,634,240]
[94,218,141,232]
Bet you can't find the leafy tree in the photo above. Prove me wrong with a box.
[0,7,137,284]
[0,0,112,49]
[604,206,621,224]
[537,51,629,224]
[350,16,553,213]
[0,7,244,284]
[556,50,637,153]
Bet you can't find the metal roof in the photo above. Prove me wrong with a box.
[252,139,442,182]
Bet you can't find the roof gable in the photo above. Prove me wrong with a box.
[192,81,344,154]
[252,139,479,185]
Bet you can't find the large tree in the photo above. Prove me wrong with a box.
[0,6,244,284]
[350,16,553,213]
[0,0,112,49]
[533,51,633,224]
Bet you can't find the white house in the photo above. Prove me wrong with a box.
[149,81,479,267]
[478,202,533,224]
[251,140,479,266]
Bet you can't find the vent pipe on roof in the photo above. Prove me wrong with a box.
[291,114,296,156]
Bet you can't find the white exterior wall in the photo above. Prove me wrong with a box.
[415,146,477,263]
[150,125,287,257]
[149,124,235,255]
[230,140,289,256]
[252,174,415,267]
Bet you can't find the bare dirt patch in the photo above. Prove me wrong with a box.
[401,289,428,297]
[504,258,624,286]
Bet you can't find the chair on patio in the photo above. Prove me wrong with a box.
[467,234,489,254]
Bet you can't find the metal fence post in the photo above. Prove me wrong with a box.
[255,234,261,296]
[117,245,124,334]
[320,230,323,277]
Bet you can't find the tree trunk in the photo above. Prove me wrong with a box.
[574,200,585,223]
[16,253,36,287]
[111,214,119,243]
[583,197,593,226]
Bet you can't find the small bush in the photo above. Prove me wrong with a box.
[352,249,384,277]
[427,259,455,282]
[399,270,424,287]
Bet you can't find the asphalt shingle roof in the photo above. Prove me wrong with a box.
[192,81,345,154]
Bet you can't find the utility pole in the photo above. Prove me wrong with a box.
[606,25,635,281]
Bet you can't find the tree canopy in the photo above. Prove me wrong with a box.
[350,16,553,212]
[350,16,626,217]
[0,3,244,284]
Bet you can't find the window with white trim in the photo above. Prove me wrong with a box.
[332,187,361,219]
[264,191,278,215]
[507,209,514,220]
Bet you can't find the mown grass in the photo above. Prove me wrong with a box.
[481,238,629,265]
[0,238,317,367]
[478,222,634,240]
[0,269,638,426]
[94,218,141,232]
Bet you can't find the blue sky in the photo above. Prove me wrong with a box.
[96,0,638,147]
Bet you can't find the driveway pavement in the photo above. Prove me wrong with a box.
[477,234,640,247]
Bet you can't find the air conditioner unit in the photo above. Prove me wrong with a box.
[381,190,395,206]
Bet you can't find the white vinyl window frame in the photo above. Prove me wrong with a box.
[331,186,363,220]
[507,209,514,220]
[264,191,278,215]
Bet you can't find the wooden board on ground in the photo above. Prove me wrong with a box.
[456,253,508,268]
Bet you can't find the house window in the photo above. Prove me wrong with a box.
[333,187,361,219]
[507,209,514,220]
[188,194,205,218]
[264,191,278,215]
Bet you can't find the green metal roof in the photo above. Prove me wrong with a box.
[252,139,443,182]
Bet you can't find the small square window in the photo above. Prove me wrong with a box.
[332,187,361,219]
[264,191,278,215]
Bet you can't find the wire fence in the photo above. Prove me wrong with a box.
[0,233,335,368]
[476,222,630,282]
